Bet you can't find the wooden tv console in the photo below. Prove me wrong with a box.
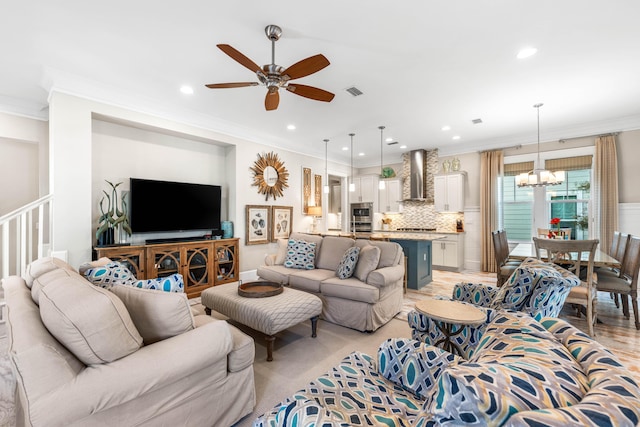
[95,238,239,299]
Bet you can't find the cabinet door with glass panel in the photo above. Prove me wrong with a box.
[146,241,216,298]
[214,239,239,284]
[95,245,147,279]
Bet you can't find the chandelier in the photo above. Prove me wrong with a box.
[516,103,565,187]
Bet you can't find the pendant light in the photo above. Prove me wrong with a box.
[349,133,355,192]
[323,139,330,194]
[516,103,565,187]
[378,126,386,190]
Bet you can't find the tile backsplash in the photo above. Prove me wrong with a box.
[382,202,463,232]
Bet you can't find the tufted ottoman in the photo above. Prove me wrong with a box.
[201,282,322,361]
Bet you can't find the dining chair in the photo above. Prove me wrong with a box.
[533,237,599,336]
[596,235,640,330]
[492,230,521,287]
[601,231,630,308]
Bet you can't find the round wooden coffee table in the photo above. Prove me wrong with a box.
[415,298,486,356]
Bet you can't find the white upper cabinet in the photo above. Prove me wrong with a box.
[378,178,401,213]
[434,172,466,212]
[352,175,378,204]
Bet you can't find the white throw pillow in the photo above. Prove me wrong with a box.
[275,238,289,265]
[110,285,195,344]
[354,245,381,282]
[39,274,143,365]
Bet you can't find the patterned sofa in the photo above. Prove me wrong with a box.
[409,257,580,359]
[254,311,640,426]
[257,233,405,332]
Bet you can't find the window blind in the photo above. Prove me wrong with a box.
[546,155,592,171]
[504,161,533,177]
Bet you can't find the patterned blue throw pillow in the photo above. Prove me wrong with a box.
[336,246,360,279]
[133,274,184,292]
[84,261,136,288]
[283,239,317,270]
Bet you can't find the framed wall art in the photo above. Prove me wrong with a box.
[245,205,270,245]
[302,167,312,214]
[271,206,293,242]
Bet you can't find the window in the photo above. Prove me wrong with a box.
[501,150,592,241]
[502,162,534,240]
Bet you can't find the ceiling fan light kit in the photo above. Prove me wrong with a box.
[206,25,335,111]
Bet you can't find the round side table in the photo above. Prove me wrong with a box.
[415,298,486,357]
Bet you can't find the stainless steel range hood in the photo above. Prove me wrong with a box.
[405,149,427,200]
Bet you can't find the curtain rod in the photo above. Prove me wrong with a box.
[478,144,522,154]
[559,131,619,143]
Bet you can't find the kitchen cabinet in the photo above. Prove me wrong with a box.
[431,233,464,271]
[390,239,433,289]
[351,175,377,204]
[378,178,401,213]
[434,172,466,212]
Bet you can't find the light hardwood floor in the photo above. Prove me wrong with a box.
[404,269,640,383]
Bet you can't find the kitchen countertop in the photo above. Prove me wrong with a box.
[309,231,460,241]
[371,233,445,241]
[372,230,465,235]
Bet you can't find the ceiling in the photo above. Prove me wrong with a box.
[3,1,640,167]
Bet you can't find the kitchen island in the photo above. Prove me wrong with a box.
[304,231,447,289]
[386,234,444,290]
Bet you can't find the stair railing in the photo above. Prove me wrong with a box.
[0,194,53,279]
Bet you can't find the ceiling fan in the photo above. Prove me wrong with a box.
[206,25,335,111]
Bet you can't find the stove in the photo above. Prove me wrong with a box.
[396,227,437,232]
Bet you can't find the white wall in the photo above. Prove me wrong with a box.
[0,138,39,214]
[0,112,48,214]
[91,119,229,243]
[47,91,350,270]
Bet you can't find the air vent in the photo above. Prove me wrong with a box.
[472,118,483,124]
[387,141,399,145]
[345,86,363,97]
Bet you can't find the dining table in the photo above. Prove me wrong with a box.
[508,242,621,269]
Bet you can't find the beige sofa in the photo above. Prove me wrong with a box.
[2,257,256,427]
[257,233,405,332]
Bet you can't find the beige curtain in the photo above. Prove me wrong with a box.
[593,135,619,252]
[480,150,504,272]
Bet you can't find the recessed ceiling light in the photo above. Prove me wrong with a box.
[441,125,451,131]
[180,85,194,95]
[400,145,407,149]
[452,135,461,140]
[385,137,393,142]
[358,152,365,156]
[342,146,349,151]
[517,47,537,59]
[287,124,296,130]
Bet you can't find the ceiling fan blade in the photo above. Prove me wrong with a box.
[286,84,335,102]
[217,44,262,73]
[282,54,330,80]
[205,82,259,89]
[265,90,280,111]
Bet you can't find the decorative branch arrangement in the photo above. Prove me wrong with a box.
[250,151,289,201]
[96,180,132,244]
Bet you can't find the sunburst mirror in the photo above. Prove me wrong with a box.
[250,151,289,200]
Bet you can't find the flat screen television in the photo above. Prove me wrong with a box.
[129,178,221,233]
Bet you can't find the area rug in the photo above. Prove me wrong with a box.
[0,333,16,427]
